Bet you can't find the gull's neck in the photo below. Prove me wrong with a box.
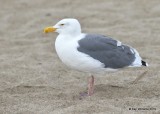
[58,32,82,39]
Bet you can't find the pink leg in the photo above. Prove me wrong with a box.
[88,75,94,96]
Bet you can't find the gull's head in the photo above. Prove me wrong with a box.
[44,18,81,36]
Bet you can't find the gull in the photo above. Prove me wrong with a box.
[44,18,148,96]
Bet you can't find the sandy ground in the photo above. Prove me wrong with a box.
[0,0,160,114]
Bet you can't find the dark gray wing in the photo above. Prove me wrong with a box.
[77,34,136,69]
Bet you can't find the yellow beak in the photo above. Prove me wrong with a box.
[44,26,57,33]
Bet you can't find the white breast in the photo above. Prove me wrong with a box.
[55,34,105,73]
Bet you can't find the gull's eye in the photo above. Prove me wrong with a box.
[60,24,64,26]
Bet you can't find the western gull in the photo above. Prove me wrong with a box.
[44,18,148,96]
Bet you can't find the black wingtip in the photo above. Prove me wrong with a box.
[141,60,148,66]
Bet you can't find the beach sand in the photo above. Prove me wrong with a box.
[0,0,160,114]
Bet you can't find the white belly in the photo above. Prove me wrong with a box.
[55,35,105,73]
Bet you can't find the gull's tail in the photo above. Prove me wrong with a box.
[141,60,148,67]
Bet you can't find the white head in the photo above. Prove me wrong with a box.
[44,18,81,36]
